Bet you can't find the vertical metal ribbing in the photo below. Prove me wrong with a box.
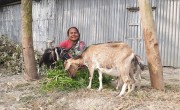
[0,0,179,67]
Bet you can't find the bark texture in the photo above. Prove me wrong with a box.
[21,0,38,81]
[138,0,164,90]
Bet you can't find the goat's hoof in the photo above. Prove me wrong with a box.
[97,88,102,92]
[87,86,91,89]
[116,94,124,97]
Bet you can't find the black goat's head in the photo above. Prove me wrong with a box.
[39,47,71,69]
[54,47,71,61]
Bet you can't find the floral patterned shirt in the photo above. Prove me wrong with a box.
[59,40,86,58]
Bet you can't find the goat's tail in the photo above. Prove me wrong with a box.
[134,55,145,71]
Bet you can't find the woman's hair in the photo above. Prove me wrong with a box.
[67,27,80,37]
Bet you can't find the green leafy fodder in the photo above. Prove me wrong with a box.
[41,60,113,92]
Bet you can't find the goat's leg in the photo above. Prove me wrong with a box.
[116,78,120,90]
[97,70,103,91]
[117,83,127,97]
[117,80,132,97]
[87,67,94,89]
[129,78,136,92]
[128,68,136,92]
[127,83,135,94]
[136,68,142,90]
[117,68,131,97]
[39,58,43,68]
[128,83,131,92]
[116,77,123,90]
[126,73,135,95]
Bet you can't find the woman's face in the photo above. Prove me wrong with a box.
[68,28,79,41]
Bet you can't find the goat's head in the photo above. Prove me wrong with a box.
[64,58,82,70]
[54,47,70,61]
[64,59,80,77]
[39,47,71,69]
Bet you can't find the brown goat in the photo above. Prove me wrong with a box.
[65,42,135,97]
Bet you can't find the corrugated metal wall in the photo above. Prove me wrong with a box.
[124,0,157,65]
[0,4,21,42]
[0,0,180,67]
[156,0,180,67]
[32,0,56,51]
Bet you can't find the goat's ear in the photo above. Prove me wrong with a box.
[64,60,71,70]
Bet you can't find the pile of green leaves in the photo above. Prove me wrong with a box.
[0,36,22,75]
[0,35,41,75]
[41,60,113,92]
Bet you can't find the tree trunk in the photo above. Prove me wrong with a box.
[21,0,39,81]
[138,0,164,90]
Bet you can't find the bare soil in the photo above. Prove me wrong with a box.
[0,67,180,110]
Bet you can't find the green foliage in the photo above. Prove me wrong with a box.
[41,60,113,92]
[0,36,22,75]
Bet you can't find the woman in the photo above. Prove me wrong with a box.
[59,27,86,58]
[59,27,86,77]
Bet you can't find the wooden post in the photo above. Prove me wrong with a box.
[21,0,39,81]
[138,0,164,90]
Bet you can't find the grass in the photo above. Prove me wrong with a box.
[41,60,113,92]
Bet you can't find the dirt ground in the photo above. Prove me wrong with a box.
[0,67,180,110]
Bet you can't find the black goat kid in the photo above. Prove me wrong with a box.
[39,47,70,69]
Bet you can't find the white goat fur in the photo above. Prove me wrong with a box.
[65,42,135,97]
